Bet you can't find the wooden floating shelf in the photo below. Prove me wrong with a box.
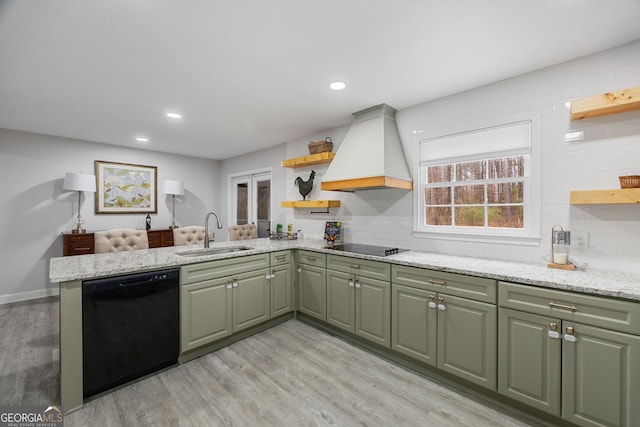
[280,200,341,208]
[570,188,640,205]
[571,86,640,121]
[281,152,335,168]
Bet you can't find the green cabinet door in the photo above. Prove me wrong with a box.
[181,277,232,352]
[437,293,497,390]
[327,269,355,332]
[562,322,640,427]
[233,268,271,332]
[270,263,293,317]
[298,263,327,321]
[498,308,561,416]
[391,283,437,366]
[355,275,391,348]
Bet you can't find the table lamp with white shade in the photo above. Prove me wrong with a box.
[63,172,96,234]
[162,179,184,229]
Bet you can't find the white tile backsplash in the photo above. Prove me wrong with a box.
[281,40,640,274]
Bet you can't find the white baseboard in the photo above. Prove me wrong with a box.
[0,288,59,305]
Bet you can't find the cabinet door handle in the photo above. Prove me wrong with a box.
[297,268,302,273]
[427,279,446,286]
[355,281,361,289]
[74,247,91,251]
[349,263,361,269]
[276,255,287,261]
[548,301,577,312]
[306,256,316,261]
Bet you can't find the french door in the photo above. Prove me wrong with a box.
[229,170,271,238]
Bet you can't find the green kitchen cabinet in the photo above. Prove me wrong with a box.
[499,281,640,427]
[270,251,294,317]
[326,255,391,348]
[391,283,437,365]
[436,293,497,389]
[562,322,640,427]
[181,276,233,353]
[180,254,270,353]
[297,251,327,321]
[326,269,354,331]
[498,307,561,416]
[391,265,497,390]
[232,268,271,332]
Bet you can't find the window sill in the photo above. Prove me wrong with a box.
[413,229,540,246]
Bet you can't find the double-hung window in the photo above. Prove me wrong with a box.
[415,120,540,245]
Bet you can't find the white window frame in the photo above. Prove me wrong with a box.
[412,113,541,246]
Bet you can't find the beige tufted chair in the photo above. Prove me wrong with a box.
[228,224,258,241]
[172,226,210,246]
[94,228,150,253]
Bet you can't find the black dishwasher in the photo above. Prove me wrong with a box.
[82,269,179,398]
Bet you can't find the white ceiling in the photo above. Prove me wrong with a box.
[1,0,639,160]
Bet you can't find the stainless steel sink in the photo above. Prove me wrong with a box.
[176,246,252,257]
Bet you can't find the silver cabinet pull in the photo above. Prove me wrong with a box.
[349,263,361,269]
[306,256,316,261]
[276,255,287,261]
[548,301,577,312]
[427,278,446,286]
[547,322,561,339]
[564,326,577,343]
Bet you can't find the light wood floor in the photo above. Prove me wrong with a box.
[0,298,552,426]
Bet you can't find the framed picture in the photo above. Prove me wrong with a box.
[94,160,157,214]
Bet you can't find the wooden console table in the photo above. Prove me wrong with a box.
[62,229,174,256]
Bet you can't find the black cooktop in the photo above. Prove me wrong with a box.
[325,243,408,257]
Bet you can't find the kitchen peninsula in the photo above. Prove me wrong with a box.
[50,239,640,426]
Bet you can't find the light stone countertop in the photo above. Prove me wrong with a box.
[49,238,640,302]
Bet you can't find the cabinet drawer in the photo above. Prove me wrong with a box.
[392,265,496,304]
[63,233,95,256]
[327,255,390,282]
[147,234,162,247]
[181,254,269,285]
[499,281,640,334]
[270,250,292,266]
[297,250,326,268]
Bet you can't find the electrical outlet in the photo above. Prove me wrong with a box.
[572,232,589,250]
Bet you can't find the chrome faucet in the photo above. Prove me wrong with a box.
[204,211,223,248]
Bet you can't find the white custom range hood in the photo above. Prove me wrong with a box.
[321,104,412,191]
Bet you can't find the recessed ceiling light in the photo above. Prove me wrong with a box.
[329,81,346,91]
[166,112,182,119]
[135,137,149,143]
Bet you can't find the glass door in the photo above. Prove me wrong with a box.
[230,170,271,238]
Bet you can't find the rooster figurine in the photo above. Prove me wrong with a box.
[294,170,316,201]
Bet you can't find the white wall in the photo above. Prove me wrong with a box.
[218,142,288,238]
[5,41,639,303]
[0,128,219,303]
[281,40,640,273]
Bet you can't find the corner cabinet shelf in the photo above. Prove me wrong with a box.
[570,188,640,204]
[281,152,335,168]
[280,200,341,208]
